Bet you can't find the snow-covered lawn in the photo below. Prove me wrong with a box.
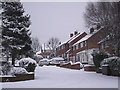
[1,66,118,88]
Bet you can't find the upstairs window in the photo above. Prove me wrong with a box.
[62,45,64,49]
[80,42,83,48]
[73,46,75,51]
[76,44,79,50]
[105,42,109,48]
[85,41,87,47]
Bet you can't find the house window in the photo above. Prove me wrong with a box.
[73,56,75,63]
[85,41,87,47]
[70,57,73,61]
[62,45,63,49]
[105,42,109,48]
[80,42,83,48]
[73,46,75,51]
[62,54,64,57]
[76,44,79,50]
[76,54,79,62]
[101,43,104,49]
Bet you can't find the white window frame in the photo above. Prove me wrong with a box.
[80,42,83,48]
[73,56,75,63]
[62,45,63,49]
[76,54,79,62]
[76,44,79,50]
[85,41,87,47]
[73,46,75,51]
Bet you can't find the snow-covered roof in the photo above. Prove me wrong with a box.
[98,35,110,44]
[68,32,84,43]
[73,27,103,46]
[40,58,50,61]
[57,32,85,48]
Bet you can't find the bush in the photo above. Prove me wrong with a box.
[92,50,109,69]
[11,67,28,75]
[101,57,120,74]
[18,57,37,72]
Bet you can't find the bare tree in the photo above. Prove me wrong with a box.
[46,37,60,57]
[31,37,41,53]
[84,2,120,56]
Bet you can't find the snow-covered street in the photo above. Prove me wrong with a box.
[1,66,118,88]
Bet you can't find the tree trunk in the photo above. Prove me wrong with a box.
[12,55,15,66]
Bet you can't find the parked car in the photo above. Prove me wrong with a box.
[38,58,50,66]
[50,57,64,65]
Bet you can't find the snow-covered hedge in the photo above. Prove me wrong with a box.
[18,57,37,72]
[101,57,119,66]
[11,67,28,75]
[101,57,120,72]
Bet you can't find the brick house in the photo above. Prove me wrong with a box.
[56,31,87,61]
[56,25,110,64]
[98,35,114,56]
[72,26,106,64]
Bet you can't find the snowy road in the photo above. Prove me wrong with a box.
[1,66,118,88]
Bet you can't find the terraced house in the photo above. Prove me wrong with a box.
[56,25,108,64]
[56,31,87,62]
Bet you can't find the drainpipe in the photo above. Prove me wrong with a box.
[86,40,89,64]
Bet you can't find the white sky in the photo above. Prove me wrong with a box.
[23,2,88,44]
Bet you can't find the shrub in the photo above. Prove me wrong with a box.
[101,57,120,74]
[11,67,28,75]
[18,57,37,72]
[92,50,109,69]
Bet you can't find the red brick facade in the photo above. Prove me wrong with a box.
[56,31,87,60]
[56,27,112,64]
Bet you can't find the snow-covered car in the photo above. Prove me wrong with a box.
[38,58,50,66]
[50,57,64,65]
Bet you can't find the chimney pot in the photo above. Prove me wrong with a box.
[70,33,73,38]
[74,31,78,35]
[97,25,101,30]
[90,28,94,34]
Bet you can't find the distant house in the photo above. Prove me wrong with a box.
[36,44,51,59]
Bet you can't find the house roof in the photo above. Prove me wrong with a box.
[73,27,104,47]
[57,32,85,48]
[98,35,110,44]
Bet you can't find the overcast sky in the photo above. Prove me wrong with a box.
[23,2,88,44]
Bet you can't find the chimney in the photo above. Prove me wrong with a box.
[90,28,94,34]
[70,33,73,38]
[97,25,101,30]
[74,31,78,35]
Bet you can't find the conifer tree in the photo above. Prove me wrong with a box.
[2,2,32,65]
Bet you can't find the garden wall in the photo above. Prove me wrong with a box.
[60,63,81,70]
[1,74,34,82]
